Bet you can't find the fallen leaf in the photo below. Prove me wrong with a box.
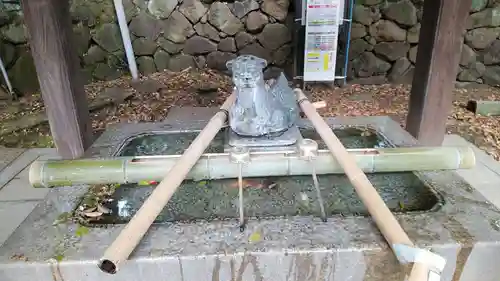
[248,231,262,243]
[229,179,261,189]
[138,180,151,186]
[53,212,72,225]
[398,201,405,210]
[197,180,208,187]
[10,253,28,261]
[75,225,89,237]
[55,254,64,262]
[97,204,111,214]
[83,211,103,218]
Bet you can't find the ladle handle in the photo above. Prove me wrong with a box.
[98,94,236,274]
[295,89,439,281]
[407,263,430,281]
[295,89,413,246]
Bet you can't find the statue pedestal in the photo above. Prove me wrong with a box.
[225,126,301,152]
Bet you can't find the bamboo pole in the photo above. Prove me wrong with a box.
[408,264,430,281]
[295,89,436,281]
[98,94,235,274]
[466,100,500,116]
[29,146,475,188]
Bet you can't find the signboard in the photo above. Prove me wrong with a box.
[303,0,341,82]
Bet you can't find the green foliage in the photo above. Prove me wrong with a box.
[54,254,64,262]
[53,212,72,225]
[196,180,208,187]
[75,225,89,237]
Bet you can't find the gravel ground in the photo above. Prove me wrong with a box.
[0,68,499,160]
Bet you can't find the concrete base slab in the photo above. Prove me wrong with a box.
[443,135,500,208]
[0,148,58,246]
[0,148,24,172]
[0,148,58,189]
[0,148,58,201]
[1,116,500,281]
[0,201,39,246]
[0,178,51,201]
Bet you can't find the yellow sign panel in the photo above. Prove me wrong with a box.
[323,53,329,71]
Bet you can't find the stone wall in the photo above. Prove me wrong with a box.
[3,0,500,95]
[0,0,293,94]
[348,0,500,85]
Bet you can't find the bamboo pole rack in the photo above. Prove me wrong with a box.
[29,146,475,188]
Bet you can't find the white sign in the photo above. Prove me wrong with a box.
[303,0,341,82]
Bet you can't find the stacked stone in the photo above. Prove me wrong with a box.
[461,0,500,85]
[84,0,293,81]
[348,0,421,84]
[0,0,293,94]
[5,0,500,94]
[0,3,38,94]
[348,0,500,86]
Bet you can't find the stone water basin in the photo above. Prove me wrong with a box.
[87,127,439,225]
[1,115,500,281]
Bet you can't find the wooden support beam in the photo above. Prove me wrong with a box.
[21,0,93,159]
[406,0,472,146]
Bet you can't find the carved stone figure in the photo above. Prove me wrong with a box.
[226,55,298,136]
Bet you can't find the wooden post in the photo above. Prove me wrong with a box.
[406,0,472,146]
[21,0,93,159]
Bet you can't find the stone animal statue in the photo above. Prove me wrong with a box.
[226,55,298,137]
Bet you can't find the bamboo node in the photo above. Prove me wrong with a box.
[218,108,229,118]
[298,138,318,160]
[229,146,250,164]
[297,97,309,105]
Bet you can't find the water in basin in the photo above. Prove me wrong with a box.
[77,127,441,225]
